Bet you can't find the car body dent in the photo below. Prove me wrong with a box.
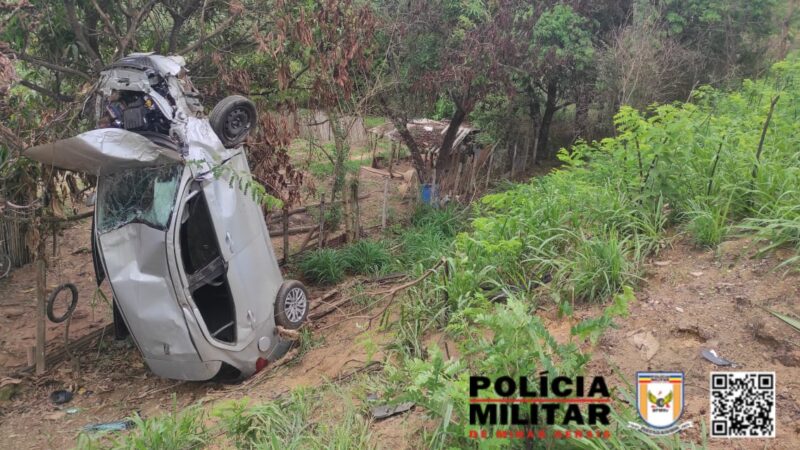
[24,128,181,175]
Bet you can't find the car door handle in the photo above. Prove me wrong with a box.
[225,232,234,253]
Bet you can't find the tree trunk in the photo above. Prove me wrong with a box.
[436,105,467,173]
[379,96,429,182]
[328,111,350,203]
[536,81,558,161]
[391,120,428,182]
[574,83,591,141]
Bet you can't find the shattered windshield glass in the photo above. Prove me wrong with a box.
[97,165,182,233]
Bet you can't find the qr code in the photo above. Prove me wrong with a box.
[710,372,776,438]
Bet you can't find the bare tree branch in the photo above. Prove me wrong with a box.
[18,80,74,102]
[177,12,241,54]
[90,0,121,40]
[114,0,158,60]
[167,0,203,53]
[63,0,104,71]
[11,51,91,80]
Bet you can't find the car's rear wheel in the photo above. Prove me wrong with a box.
[209,95,257,148]
[274,280,308,329]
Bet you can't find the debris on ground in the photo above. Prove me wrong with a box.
[700,348,736,367]
[82,418,136,433]
[629,331,660,361]
[49,389,73,405]
[0,378,21,401]
[371,402,415,420]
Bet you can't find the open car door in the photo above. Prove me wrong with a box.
[24,128,181,175]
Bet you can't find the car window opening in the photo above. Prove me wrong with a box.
[96,165,181,233]
[179,187,236,344]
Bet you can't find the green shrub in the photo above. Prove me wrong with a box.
[565,232,638,302]
[684,198,731,248]
[341,240,392,275]
[76,406,210,450]
[298,249,345,285]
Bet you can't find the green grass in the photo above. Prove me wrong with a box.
[76,405,210,450]
[298,248,346,285]
[364,115,387,129]
[341,240,392,275]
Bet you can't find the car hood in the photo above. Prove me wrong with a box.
[24,128,181,175]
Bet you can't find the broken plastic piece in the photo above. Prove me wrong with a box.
[701,348,735,366]
[83,419,136,432]
[371,402,415,420]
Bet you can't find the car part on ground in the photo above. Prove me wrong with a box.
[49,389,73,405]
[46,283,79,323]
[209,95,257,148]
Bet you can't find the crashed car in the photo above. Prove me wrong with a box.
[26,54,308,381]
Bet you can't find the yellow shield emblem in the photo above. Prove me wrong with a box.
[636,372,684,429]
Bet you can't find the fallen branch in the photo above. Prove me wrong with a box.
[13,324,113,377]
[366,257,445,329]
[309,289,339,312]
[360,166,404,179]
[309,295,351,320]
[313,258,446,332]
[133,381,185,400]
[268,224,315,237]
[276,326,301,341]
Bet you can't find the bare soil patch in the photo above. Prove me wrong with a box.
[587,238,800,449]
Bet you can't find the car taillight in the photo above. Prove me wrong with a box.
[255,357,269,373]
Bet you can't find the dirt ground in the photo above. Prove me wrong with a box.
[586,238,800,449]
[0,220,113,376]
[2,163,800,448]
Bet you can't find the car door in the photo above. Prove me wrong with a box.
[197,151,283,345]
[24,128,181,175]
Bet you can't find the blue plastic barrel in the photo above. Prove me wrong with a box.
[421,183,433,204]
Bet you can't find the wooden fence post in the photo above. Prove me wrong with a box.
[381,177,389,232]
[282,208,290,264]
[318,195,326,249]
[431,168,437,205]
[485,150,494,190]
[35,245,46,375]
[511,143,518,178]
[351,181,361,242]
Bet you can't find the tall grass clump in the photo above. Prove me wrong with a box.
[395,205,464,269]
[298,248,345,285]
[341,240,392,275]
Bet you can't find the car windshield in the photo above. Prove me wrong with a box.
[97,165,182,233]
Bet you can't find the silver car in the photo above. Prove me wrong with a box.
[26,54,309,381]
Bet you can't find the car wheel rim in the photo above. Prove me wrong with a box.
[284,287,307,324]
[225,107,250,139]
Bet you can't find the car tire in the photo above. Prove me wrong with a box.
[209,95,257,148]
[46,283,78,323]
[274,280,309,329]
